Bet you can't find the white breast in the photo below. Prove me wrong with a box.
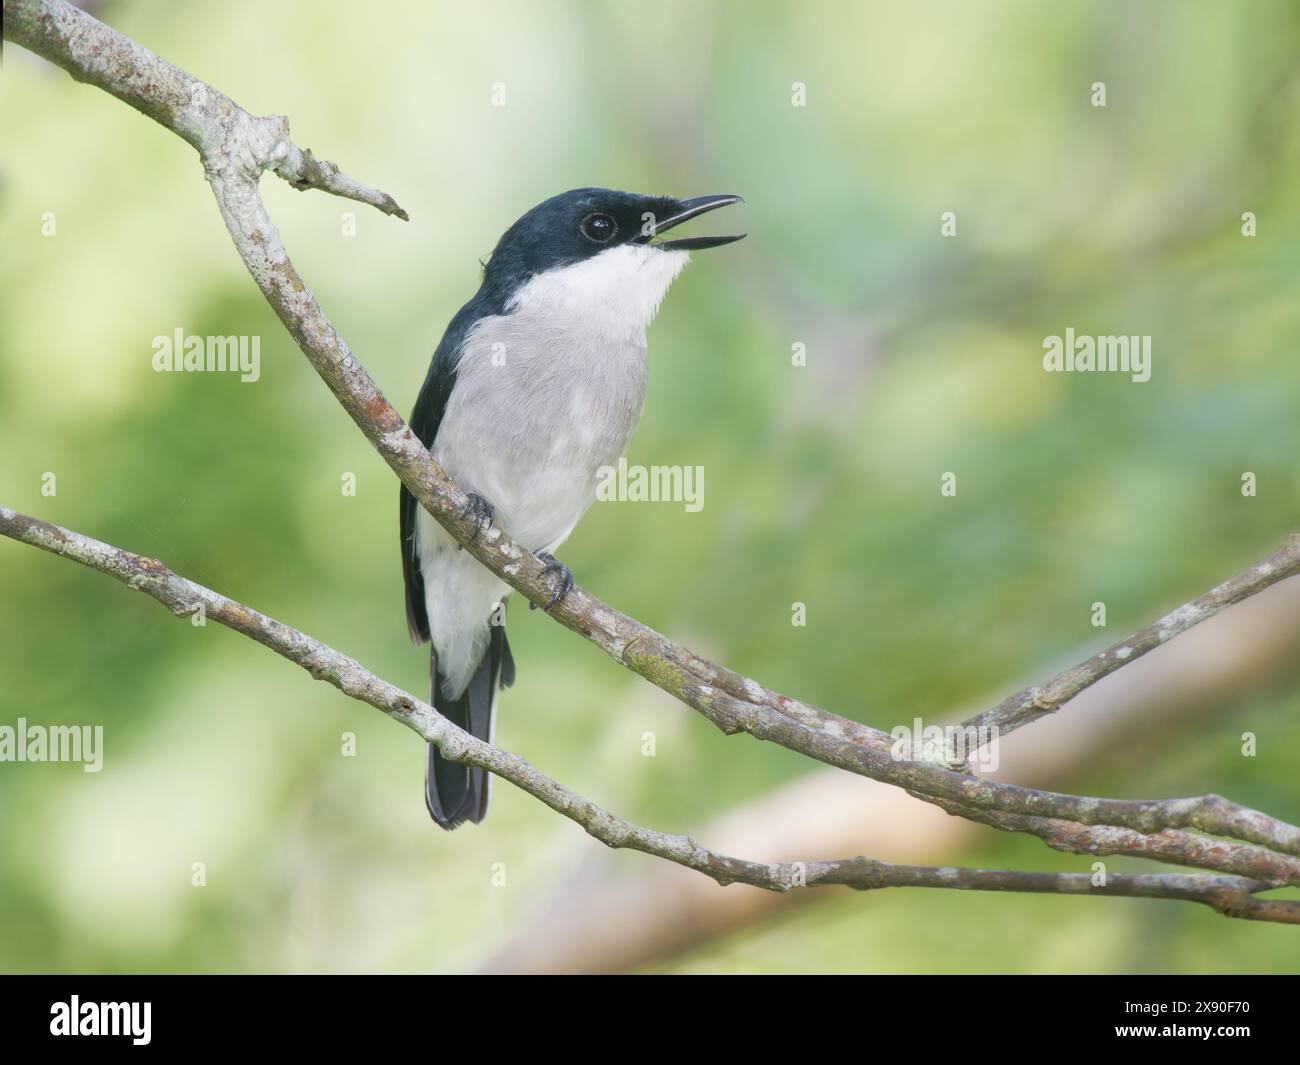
[417,244,689,697]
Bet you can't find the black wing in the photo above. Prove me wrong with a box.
[401,313,471,644]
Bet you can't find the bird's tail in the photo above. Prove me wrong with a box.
[425,622,514,829]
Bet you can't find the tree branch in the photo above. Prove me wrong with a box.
[6,0,1300,910]
[961,534,1300,739]
[3,0,408,219]
[4,506,1296,924]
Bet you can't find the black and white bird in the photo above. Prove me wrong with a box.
[400,187,744,829]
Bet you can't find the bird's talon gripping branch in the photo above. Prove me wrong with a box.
[458,493,494,543]
[534,552,575,611]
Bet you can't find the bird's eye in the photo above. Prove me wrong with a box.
[580,212,618,243]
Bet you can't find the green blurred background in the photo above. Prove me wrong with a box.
[2,0,1299,973]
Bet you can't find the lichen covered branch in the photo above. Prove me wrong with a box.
[3,507,1296,924]
[6,0,1300,911]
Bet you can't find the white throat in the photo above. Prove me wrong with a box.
[506,244,689,339]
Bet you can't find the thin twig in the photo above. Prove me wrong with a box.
[962,534,1300,738]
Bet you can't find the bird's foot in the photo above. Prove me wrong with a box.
[531,552,574,611]
[459,493,495,543]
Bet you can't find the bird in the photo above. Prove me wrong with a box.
[400,187,745,829]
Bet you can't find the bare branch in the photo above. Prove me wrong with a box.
[4,506,1296,924]
[7,0,1300,888]
[919,795,1300,887]
[2,0,407,219]
[962,534,1300,738]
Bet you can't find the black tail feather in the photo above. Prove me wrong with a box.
[425,623,514,830]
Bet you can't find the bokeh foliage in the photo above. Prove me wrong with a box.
[1,0,1298,972]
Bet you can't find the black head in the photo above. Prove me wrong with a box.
[480,187,744,291]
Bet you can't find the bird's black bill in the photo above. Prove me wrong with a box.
[639,194,746,250]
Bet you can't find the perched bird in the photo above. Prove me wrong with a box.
[400,187,744,828]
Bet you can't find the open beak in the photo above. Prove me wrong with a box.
[638,194,745,251]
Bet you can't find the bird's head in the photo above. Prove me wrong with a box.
[480,188,744,328]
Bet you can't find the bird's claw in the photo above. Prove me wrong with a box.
[532,552,574,611]
[459,493,495,543]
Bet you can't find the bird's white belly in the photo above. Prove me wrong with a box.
[416,302,650,697]
[435,413,606,555]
